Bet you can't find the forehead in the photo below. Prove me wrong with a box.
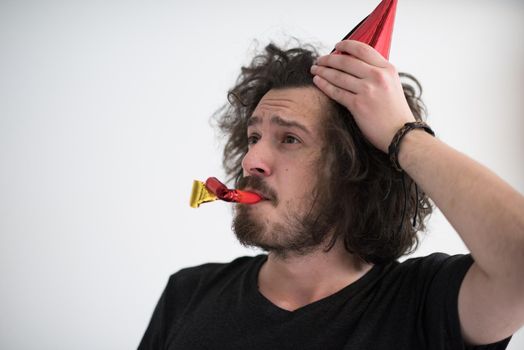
[250,87,330,130]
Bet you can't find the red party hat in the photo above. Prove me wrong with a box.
[333,0,398,60]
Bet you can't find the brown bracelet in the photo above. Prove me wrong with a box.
[388,121,435,172]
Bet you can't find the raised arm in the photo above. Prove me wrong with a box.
[311,39,524,345]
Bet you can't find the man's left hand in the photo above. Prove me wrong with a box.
[311,39,415,153]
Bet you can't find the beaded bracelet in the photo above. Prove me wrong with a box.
[388,121,435,172]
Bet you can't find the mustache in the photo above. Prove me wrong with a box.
[237,176,278,206]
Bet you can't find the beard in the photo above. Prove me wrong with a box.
[232,176,333,259]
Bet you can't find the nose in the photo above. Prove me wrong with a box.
[241,143,273,177]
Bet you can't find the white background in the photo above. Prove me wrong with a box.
[1,0,523,349]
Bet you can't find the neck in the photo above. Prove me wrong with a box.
[257,239,373,311]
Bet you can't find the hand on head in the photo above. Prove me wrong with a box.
[310,40,415,153]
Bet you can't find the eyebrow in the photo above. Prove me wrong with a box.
[247,115,311,135]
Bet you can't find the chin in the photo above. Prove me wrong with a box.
[233,205,281,246]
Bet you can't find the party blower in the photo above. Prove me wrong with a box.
[190,177,262,208]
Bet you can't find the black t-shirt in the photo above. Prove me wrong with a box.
[138,253,511,349]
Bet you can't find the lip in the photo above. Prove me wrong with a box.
[244,188,268,201]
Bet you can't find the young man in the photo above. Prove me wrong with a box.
[138,39,523,349]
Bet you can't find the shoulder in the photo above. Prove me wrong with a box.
[370,253,474,310]
[138,256,265,349]
[165,255,265,294]
[172,254,264,280]
[397,252,473,273]
[385,252,473,293]
[392,253,483,347]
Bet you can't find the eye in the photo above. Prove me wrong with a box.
[247,134,260,145]
[282,134,301,144]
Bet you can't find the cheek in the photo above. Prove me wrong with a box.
[281,159,316,182]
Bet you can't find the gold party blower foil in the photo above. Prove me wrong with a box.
[190,180,218,208]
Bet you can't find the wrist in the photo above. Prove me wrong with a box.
[397,129,434,171]
[388,121,435,172]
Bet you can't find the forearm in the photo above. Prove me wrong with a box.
[398,130,524,281]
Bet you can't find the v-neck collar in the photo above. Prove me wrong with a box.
[247,254,384,317]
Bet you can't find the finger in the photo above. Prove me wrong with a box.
[335,40,388,68]
[310,64,362,94]
[315,53,371,79]
[312,75,355,108]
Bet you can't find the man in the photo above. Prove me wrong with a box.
[138,39,523,348]
[139,8,524,350]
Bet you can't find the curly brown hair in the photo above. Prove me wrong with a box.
[215,42,433,264]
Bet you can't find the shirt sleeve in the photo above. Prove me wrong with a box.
[423,253,511,350]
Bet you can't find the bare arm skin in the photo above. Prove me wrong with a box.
[399,130,524,344]
[311,39,524,345]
